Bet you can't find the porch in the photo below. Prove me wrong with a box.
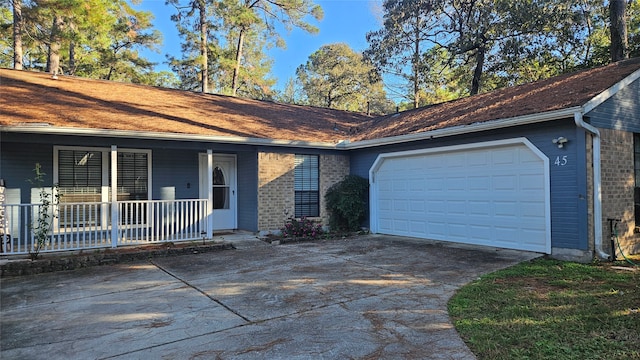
[0,199,211,256]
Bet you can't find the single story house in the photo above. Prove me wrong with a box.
[1,57,639,261]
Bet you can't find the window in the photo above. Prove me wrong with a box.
[212,166,229,209]
[57,150,103,227]
[634,134,640,227]
[294,154,319,218]
[57,150,103,202]
[55,147,151,227]
[114,152,149,201]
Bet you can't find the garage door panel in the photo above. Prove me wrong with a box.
[494,200,518,217]
[520,174,545,190]
[467,151,489,166]
[372,141,550,253]
[492,175,518,190]
[469,176,491,190]
[393,199,409,211]
[409,221,426,234]
[492,148,517,164]
[379,199,392,211]
[520,201,546,217]
[448,153,467,167]
[410,199,425,212]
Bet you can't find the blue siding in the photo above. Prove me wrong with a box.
[586,78,640,132]
[152,149,201,200]
[237,151,258,231]
[350,119,589,251]
[0,140,53,204]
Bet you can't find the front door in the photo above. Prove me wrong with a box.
[199,154,237,230]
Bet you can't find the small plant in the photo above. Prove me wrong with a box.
[281,216,323,239]
[325,175,369,231]
[28,163,61,260]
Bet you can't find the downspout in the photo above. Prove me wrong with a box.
[574,112,610,259]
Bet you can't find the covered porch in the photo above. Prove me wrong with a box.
[0,147,228,256]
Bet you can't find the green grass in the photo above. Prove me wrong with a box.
[448,258,640,360]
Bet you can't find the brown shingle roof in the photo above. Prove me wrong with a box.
[2,58,639,145]
[0,69,372,143]
[353,57,640,141]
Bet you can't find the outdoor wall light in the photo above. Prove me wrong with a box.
[552,136,569,148]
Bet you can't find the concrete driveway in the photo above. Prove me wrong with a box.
[1,235,539,359]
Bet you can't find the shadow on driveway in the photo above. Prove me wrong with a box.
[0,235,540,359]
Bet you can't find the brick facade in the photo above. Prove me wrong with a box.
[257,153,295,231]
[599,128,639,255]
[257,152,350,233]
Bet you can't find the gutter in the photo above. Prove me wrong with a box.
[3,107,584,152]
[574,112,609,260]
[0,125,340,150]
[342,107,582,149]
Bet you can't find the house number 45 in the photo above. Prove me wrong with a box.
[554,156,568,166]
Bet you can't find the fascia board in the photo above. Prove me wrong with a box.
[0,126,340,150]
[342,107,582,150]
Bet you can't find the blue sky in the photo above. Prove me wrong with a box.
[135,0,382,91]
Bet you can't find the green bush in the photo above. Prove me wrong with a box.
[325,175,368,231]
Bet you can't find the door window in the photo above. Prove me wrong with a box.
[213,166,229,209]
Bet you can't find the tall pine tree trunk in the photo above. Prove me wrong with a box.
[12,0,23,70]
[610,0,628,62]
[232,28,245,96]
[68,41,76,75]
[412,22,420,109]
[46,14,64,77]
[199,0,208,93]
[470,43,485,96]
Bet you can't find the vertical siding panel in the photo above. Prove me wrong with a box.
[586,79,640,132]
[237,151,258,231]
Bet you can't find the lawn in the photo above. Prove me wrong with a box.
[448,258,640,360]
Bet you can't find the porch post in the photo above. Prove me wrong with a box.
[110,145,118,248]
[206,150,214,238]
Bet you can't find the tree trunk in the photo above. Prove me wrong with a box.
[413,36,420,109]
[12,0,23,70]
[68,41,76,75]
[609,0,628,62]
[232,28,245,96]
[412,13,421,109]
[46,14,64,78]
[199,0,208,93]
[470,44,485,95]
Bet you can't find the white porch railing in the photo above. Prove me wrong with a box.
[0,199,209,256]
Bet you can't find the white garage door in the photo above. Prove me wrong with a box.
[370,138,550,253]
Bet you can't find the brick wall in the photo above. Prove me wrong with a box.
[600,128,639,255]
[257,152,350,232]
[257,153,295,231]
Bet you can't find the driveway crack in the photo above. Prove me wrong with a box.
[149,259,251,322]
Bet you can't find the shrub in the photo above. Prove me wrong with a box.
[325,175,368,231]
[281,217,323,239]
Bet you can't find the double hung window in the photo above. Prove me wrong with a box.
[294,155,319,218]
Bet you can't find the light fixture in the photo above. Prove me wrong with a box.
[552,136,568,148]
